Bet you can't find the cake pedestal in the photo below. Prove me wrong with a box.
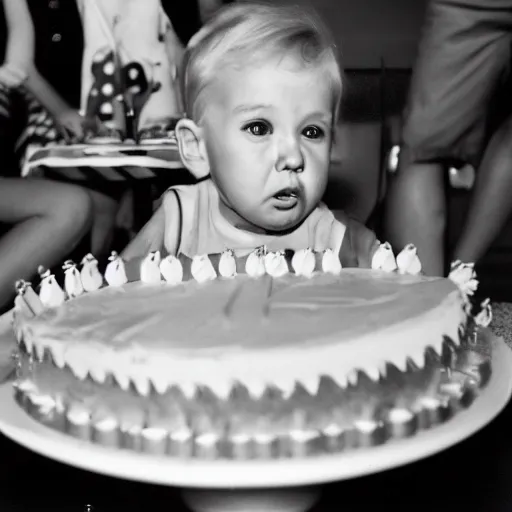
[0,336,510,512]
[181,487,320,512]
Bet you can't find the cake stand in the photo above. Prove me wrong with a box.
[0,335,510,512]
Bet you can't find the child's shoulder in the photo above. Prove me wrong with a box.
[159,178,215,224]
[161,178,211,202]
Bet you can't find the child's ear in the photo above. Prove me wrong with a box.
[175,118,210,180]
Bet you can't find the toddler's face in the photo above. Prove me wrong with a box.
[201,58,335,233]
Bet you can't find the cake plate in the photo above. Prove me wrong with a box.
[0,335,511,512]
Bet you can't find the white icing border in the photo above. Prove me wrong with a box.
[12,248,470,400]
[15,289,466,399]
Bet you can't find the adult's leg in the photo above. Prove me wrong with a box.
[88,188,120,260]
[453,115,512,264]
[385,156,447,276]
[384,0,512,276]
[0,178,92,311]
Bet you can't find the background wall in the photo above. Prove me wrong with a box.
[239,0,428,68]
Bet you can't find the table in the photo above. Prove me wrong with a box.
[22,144,184,181]
[1,397,512,511]
[0,304,510,512]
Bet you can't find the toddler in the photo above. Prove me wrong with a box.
[122,3,379,266]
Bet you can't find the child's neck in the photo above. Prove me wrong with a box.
[218,200,267,235]
[217,199,302,237]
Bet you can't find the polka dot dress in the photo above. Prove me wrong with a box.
[79,0,182,140]
[85,50,123,124]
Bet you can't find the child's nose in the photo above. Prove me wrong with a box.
[276,137,304,173]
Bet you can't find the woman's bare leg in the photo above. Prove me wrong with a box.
[88,189,119,260]
[453,116,512,264]
[0,178,92,311]
[384,150,446,276]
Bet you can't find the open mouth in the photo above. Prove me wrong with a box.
[273,187,301,209]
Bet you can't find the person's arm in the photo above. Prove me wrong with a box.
[0,0,34,87]
[23,68,86,140]
[3,0,33,69]
[23,68,71,119]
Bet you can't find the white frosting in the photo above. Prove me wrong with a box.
[134,376,150,396]
[219,249,237,278]
[140,251,162,284]
[254,433,274,444]
[118,417,142,434]
[354,419,379,433]
[409,349,425,369]
[195,433,219,447]
[28,392,56,409]
[371,242,397,272]
[89,365,107,383]
[396,244,422,275]
[448,260,479,298]
[126,424,142,435]
[475,298,492,328]
[299,376,320,396]
[18,270,467,399]
[14,291,37,318]
[80,255,103,292]
[440,380,463,396]
[67,404,91,425]
[39,273,66,308]
[289,429,318,442]
[191,255,217,283]
[388,408,414,423]
[347,370,358,387]
[49,346,65,368]
[94,416,118,432]
[245,248,267,278]
[105,253,128,287]
[322,423,343,437]
[264,251,288,277]
[159,255,183,285]
[291,248,316,277]
[321,249,342,275]
[16,379,37,393]
[34,342,45,361]
[63,263,84,298]
[113,371,130,391]
[420,396,440,409]
[13,279,44,317]
[170,428,193,442]
[142,427,168,441]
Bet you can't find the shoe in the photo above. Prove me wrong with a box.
[137,118,179,145]
[85,126,124,145]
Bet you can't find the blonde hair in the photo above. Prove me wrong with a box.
[181,2,343,123]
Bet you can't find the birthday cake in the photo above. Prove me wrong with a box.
[11,245,493,459]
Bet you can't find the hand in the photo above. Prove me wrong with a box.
[0,63,27,88]
[55,109,85,142]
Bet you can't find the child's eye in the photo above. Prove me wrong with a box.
[243,121,272,137]
[302,126,324,139]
